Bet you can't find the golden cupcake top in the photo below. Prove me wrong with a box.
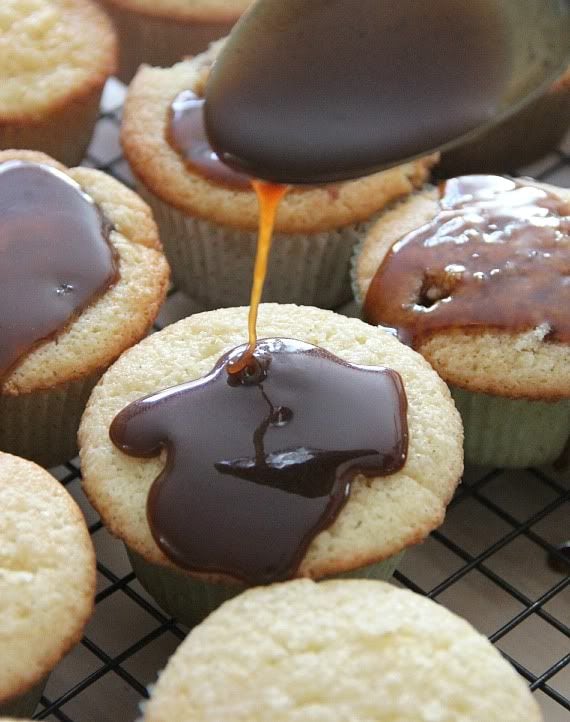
[79,304,463,584]
[356,176,570,399]
[103,0,252,21]
[0,150,169,397]
[142,579,542,722]
[121,39,437,233]
[0,0,116,119]
[0,452,95,706]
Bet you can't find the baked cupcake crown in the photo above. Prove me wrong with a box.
[80,304,463,584]
[355,177,570,400]
[142,579,542,722]
[0,452,95,706]
[0,149,170,396]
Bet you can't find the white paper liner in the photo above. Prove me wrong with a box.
[451,386,570,468]
[0,373,100,468]
[127,547,404,628]
[139,185,376,310]
[0,85,103,168]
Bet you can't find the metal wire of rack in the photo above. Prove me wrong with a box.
[33,79,569,722]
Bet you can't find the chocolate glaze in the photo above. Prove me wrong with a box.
[110,338,408,585]
[0,161,117,381]
[204,0,512,183]
[168,90,252,190]
[364,175,570,345]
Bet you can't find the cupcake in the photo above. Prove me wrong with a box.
[98,0,252,82]
[0,150,169,468]
[438,67,570,176]
[79,304,463,625]
[354,174,570,468]
[0,452,95,718]
[121,40,438,310]
[142,579,542,722]
[0,0,117,167]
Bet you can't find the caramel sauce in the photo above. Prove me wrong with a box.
[0,161,118,382]
[227,181,288,374]
[110,338,408,584]
[364,175,570,345]
[168,90,252,189]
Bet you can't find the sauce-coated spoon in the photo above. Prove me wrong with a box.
[204,0,570,184]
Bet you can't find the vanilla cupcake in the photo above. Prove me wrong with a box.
[80,304,463,625]
[142,579,542,722]
[0,0,117,167]
[439,67,570,176]
[121,40,438,310]
[354,175,570,468]
[98,0,252,82]
[0,452,95,718]
[0,150,169,468]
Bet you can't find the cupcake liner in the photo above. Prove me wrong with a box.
[0,84,104,168]
[0,677,47,718]
[451,386,570,468]
[0,373,101,468]
[127,547,403,628]
[140,185,375,310]
[101,2,237,82]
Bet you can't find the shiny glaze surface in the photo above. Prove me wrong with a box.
[168,90,252,189]
[364,175,570,344]
[0,161,117,381]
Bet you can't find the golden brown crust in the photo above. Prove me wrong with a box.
[121,45,438,234]
[0,0,117,122]
[0,150,170,396]
[355,185,570,399]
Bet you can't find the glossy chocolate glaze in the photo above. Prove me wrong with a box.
[168,90,252,189]
[110,338,408,585]
[0,161,117,381]
[364,175,570,345]
[204,0,512,183]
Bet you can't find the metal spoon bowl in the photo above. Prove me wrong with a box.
[204,0,570,184]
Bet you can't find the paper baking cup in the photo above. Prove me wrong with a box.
[0,677,47,718]
[101,2,237,82]
[0,373,100,468]
[140,186,375,310]
[451,386,570,468]
[127,547,404,628]
[0,84,104,168]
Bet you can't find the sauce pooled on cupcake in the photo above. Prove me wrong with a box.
[0,160,118,381]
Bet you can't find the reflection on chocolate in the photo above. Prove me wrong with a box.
[110,338,408,585]
[168,90,252,190]
[0,161,117,381]
[364,175,570,345]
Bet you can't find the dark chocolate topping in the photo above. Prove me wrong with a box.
[364,175,570,345]
[204,0,513,183]
[110,338,408,585]
[0,161,117,381]
[168,90,252,190]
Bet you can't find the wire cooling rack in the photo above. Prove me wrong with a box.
[34,79,570,722]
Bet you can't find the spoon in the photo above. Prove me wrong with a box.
[204,0,570,185]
